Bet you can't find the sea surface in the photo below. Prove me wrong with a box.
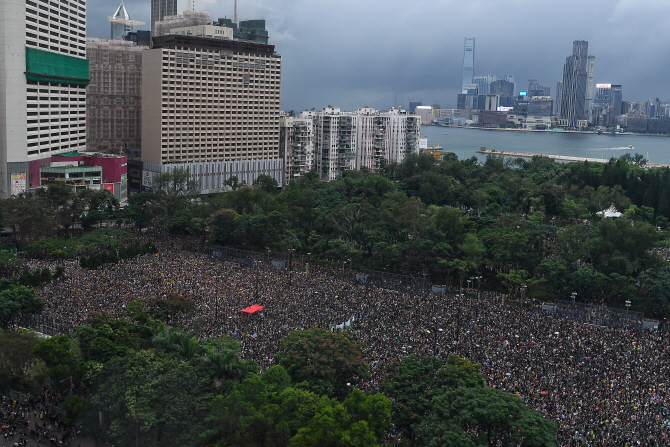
[421,126,670,164]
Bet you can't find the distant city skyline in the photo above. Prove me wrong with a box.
[86,0,670,111]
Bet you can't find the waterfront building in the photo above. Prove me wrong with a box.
[291,107,420,181]
[556,81,563,116]
[585,56,595,121]
[513,96,553,117]
[456,94,467,110]
[461,37,475,94]
[559,40,591,128]
[490,80,515,97]
[86,38,144,155]
[504,75,516,95]
[474,76,490,96]
[151,0,178,37]
[409,101,423,113]
[0,0,88,197]
[140,31,284,193]
[528,79,550,97]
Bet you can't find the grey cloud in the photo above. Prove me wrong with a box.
[87,0,670,111]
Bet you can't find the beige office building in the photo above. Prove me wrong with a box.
[141,34,283,192]
[86,38,143,154]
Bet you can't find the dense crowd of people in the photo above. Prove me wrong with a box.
[18,236,670,446]
[1,392,75,446]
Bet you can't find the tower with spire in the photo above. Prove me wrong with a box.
[110,0,144,40]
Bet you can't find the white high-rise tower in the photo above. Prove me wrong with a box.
[0,0,88,197]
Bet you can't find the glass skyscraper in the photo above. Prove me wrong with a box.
[559,40,592,128]
[461,37,475,94]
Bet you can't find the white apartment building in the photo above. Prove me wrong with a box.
[309,107,357,181]
[141,34,283,193]
[0,0,88,197]
[287,106,420,182]
[280,116,314,184]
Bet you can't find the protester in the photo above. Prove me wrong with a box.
[18,234,670,446]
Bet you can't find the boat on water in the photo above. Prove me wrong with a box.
[628,145,634,149]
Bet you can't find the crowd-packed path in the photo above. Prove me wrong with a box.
[22,239,670,446]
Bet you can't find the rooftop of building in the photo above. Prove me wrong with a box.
[151,34,276,55]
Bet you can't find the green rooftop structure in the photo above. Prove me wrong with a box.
[215,18,269,44]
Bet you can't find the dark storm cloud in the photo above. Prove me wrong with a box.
[87,0,670,112]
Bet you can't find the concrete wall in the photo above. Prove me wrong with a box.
[141,50,164,164]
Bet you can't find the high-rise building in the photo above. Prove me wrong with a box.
[151,0,178,37]
[0,0,88,197]
[280,115,314,184]
[504,75,515,95]
[473,76,489,96]
[153,10,211,38]
[585,56,595,120]
[86,38,143,154]
[461,37,475,94]
[611,85,623,117]
[291,107,420,181]
[141,31,284,192]
[490,80,515,97]
[556,81,563,116]
[409,101,423,113]
[528,79,551,97]
[110,1,143,41]
[559,40,591,128]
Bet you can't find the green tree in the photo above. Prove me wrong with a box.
[1,194,55,249]
[290,397,384,447]
[0,284,44,328]
[87,349,214,447]
[420,386,557,447]
[383,355,484,442]
[276,328,369,400]
[0,330,40,376]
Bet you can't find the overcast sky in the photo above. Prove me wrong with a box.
[88,0,670,112]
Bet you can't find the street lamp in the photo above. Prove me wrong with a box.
[521,285,527,302]
[288,248,295,270]
[306,252,311,274]
[467,278,472,290]
[625,300,631,317]
[571,292,577,305]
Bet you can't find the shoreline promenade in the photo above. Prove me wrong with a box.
[476,149,670,168]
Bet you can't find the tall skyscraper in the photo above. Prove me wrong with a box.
[556,81,563,116]
[559,40,591,128]
[611,85,623,117]
[0,0,88,197]
[504,75,516,95]
[585,56,595,120]
[461,37,475,94]
[151,0,178,37]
